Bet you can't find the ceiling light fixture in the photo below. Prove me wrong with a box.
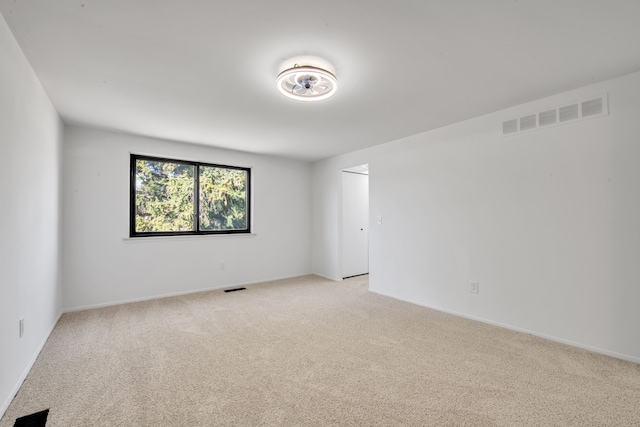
[276,63,338,102]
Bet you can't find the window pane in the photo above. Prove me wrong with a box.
[199,166,248,231]
[135,159,195,232]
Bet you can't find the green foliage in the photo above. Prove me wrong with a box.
[134,159,248,233]
[135,160,195,232]
[199,166,247,230]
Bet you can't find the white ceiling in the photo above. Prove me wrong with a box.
[2,1,639,162]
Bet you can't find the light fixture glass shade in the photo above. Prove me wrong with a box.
[276,65,338,102]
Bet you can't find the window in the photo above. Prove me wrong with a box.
[130,154,251,237]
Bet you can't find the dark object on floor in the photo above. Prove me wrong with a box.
[14,409,49,427]
[224,287,246,293]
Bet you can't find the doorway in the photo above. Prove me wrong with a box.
[342,164,369,279]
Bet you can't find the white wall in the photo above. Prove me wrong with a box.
[312,71,640,362]
[62,126,312,310]
[0,13,63,418]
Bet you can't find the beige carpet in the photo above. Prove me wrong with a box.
[2,275,639,426]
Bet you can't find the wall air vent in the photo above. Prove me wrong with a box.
[501,94,608,137]
[538,109,557,127]
[559,104,579,122]
[581,97,604,117]
[519,114,537,131]
[502,119,518,135]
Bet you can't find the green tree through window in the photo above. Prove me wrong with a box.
[130,155,250,237]
[135,160,195,232]
[199,166,248,231]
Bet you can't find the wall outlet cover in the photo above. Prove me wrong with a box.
[470,282,479,293]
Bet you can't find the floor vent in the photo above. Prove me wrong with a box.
[501,94,607,137]
[224,287,246,293]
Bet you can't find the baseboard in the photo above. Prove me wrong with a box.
[63,273,314,313]
[369,289,640,365]
[0,310,63,421]
[311,272,343,282]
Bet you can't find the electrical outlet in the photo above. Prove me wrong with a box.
[470,281,479,293]
[220,262,226,270]
[19,319,24,338]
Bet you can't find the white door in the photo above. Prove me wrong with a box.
[342,170,369,278]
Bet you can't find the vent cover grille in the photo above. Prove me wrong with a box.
[501,94,607,136]
[559,104,579,122]
[538,109,557,127]
[519,114,537,131]
[502,119,518,135]
[581,97,603,117]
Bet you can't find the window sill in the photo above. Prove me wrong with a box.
[123,233,257,242]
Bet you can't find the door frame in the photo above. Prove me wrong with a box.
[339,164,370,279]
